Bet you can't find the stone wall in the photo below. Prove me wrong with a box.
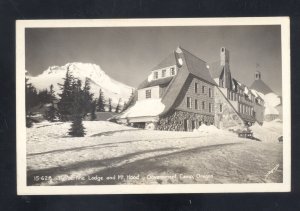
[157,110,214,131]
[214,87,244,129]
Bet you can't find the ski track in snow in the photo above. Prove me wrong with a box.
[27,121,283,185]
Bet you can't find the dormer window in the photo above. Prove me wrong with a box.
[162,69,166,77]
[178,58,183,66]
[153,71,158,79]
[145,89,151,99]
[170,67,175,76]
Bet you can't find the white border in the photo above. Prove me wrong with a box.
[16,17,291,195]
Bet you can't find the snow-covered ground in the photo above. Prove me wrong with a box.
[27,121,283,186]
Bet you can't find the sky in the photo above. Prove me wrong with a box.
[25,25,282,95]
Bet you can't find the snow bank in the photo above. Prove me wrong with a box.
[193,124,231,135]
[250,119,282,142]
[264,93,281,108]
[252,90,281,116]
[120,99,165,118]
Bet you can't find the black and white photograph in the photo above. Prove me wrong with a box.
[16,18,291,194]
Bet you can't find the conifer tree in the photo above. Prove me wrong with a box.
[44,84,57,122]
[68,79,85,137]
[68,114,85,137]
[49,84,56,101]
[97,89,105,112]
[121,101,127,113]
[122,89,135,112]
[25,78,39,127]
[115,98,121,113]
[90,100,97,121]
[82,78,94,116]
[108,98,112,112]
[57,69,74,121]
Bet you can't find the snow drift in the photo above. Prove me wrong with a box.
[250,119,282,142]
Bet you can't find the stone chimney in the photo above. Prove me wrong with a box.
[220,47,230,66]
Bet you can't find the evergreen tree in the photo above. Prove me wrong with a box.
[25,78,39,113]
[44,84,57,122]
[108,98,112,112]
[97,89,105,112]
[82,78,94,116]
[68,79,85,137]
[68,114,85,137]
[122,89,135,112]
[49,84,56,102]
[115,98,121,113]
[44,103,57,122]
[90,100,97,121]
[121,101,127,112]
[57,69,74,121]
[25,78,39,127]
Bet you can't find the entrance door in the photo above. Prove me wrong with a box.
[184,119,188,131]
[191,120,196,130]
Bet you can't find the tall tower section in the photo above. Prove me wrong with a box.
[220,47,232,89]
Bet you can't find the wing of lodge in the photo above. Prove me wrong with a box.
[117,46,265,131]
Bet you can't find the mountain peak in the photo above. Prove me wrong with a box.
[29,62,133,105]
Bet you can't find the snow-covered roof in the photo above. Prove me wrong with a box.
[120,99,165,118]
[250,78,273,94]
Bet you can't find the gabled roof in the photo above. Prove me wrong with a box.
[122,46,217,118]
[208,61,223,79]
[181,48,216,85]
[151,52,177,71]
[138,77,173,89]
[250,79,273,94]
[160,47,216,115]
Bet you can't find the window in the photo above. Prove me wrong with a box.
[209,88,212,98]
[145,89,151,99]
[170,67,175,75]
[202,86,205,94]
[219,104,223,112]
[209,103,212,113]
[162,69,166,77]
[195,83,198,93]
[187,97,192,108]
[202,101,205,110]
[153,71,158,79]
[195,99,198,110]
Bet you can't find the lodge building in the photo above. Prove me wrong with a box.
[118,46,265,131]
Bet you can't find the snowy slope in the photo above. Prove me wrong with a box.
[28,63,133,105]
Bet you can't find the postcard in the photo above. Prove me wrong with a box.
[16,17,291,194]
